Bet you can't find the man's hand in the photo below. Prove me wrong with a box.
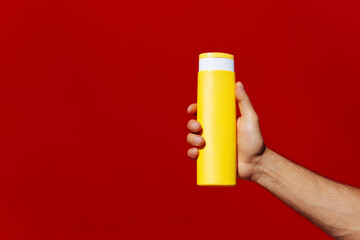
[186,82,266,180]
[186,81,360,239]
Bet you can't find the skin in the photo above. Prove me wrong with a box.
[187,82,360,240]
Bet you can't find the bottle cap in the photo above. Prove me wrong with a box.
[199,52,234,72]
[199,52,234,60]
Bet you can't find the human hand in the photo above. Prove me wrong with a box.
[186,82,266,180]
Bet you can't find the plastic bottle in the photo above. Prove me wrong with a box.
[197,52,237,186]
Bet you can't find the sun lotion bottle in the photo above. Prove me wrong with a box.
[197,52,237,186]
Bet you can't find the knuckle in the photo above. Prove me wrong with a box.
[249,112,259,122]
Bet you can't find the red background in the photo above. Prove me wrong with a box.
[1,0,360,239]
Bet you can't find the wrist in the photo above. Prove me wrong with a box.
[250,146,271,183]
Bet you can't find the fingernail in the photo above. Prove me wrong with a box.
[194,136,203,145]
[236,82,244,91]
[235,82,241,92]
[187,105,191,112]
[192,122,199,129]
[191,148,197,155]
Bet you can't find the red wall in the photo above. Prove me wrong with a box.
[1,0,360,239]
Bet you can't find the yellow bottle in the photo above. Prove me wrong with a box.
[197,52,237,186]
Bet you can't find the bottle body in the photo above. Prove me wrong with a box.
[197,53,237,186]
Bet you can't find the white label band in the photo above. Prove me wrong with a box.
[199,58,234,72]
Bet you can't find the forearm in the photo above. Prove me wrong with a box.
[251,148,360,239]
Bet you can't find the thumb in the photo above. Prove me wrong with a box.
[235,82,256,117]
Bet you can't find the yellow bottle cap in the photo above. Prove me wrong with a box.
[199,52,234,60]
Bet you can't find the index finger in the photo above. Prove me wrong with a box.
[187,103,197,115]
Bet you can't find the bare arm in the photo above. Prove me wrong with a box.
[252,148,360,239]
[187,82,360,239]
